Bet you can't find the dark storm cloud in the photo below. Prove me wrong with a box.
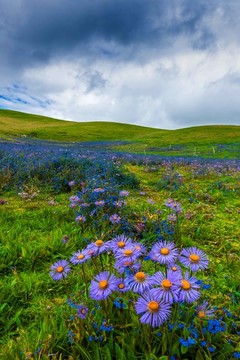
[1,0,240,128]
[0,0,216,69]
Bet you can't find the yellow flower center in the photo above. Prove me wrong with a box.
[161,279,172,289]
[124,249,133,256]
[135,246,141,250]
[134,272,146,282]
[171,266,177,271]
[148,301,159,313]
[181,279,191,290]
[189,254,200,263]
[81,309,86,314]
[77,254,85,260]
[160,247,170,255]
[198,311,205,318]
[117,241,126,248]
[118,283,125,289]
[99,280,108,289]
[56,266,64,273]
[95,239,104,246]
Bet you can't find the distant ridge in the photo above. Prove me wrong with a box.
[0,109,239,148]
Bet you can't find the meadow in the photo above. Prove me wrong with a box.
[0,114,240,360]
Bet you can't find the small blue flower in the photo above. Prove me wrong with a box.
[180,338,189,347]
[180,337,196,347]
[178,323,185,329]
[202,284,211,290]
[67,331,75,344]
[207,319,226,334]
[208,346,216,353]
[34,347,41,355]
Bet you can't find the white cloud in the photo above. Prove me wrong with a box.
[1,35,240,129]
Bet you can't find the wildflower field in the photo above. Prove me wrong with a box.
[0,137,240,360]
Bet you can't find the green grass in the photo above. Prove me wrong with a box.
[0,109,240,358]
[1,109,240,159]
[0,162,239,359]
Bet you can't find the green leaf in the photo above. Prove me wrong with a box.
[74,343,92,360]
[181,345,189,355]
[195,350,205,360]
[115,343,126,360]
[103,346,112,360]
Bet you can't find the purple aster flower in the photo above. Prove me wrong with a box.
[147,198,155,204]
[151,270,180,303]
[77,305,89,319]
[167,263,182,275]
[135,289,171,327]
[70,195,81,203]
[196,301,215,319]
[136,222,145,232]
[89,271,118,300]
[148,241,178,264]
[68,181,75,187]
[165,199,182,213]
[115,243,141,264]
[62,235,69,244]
[86,239,110,256]
[70,249,91,264]
[70,202,77,208]
[171,201,182,213]
[115,278,130,292]
[125,271,155,294]
[113,200,125,208]
[133,242,147,256]
[179,247,209,272]
[164,198,174,207]
[178,272,200,303]
[109,234,133,253]
[114,259,141,275]
[93,187,105,193]
[75,215,86,223]
[119,190,130,197]
[168,213,177,222]
[95,200,105,206]
[80,202,90,207]
[50,260,71,281]
[109,214,121,224]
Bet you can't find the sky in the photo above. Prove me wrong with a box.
[1,0,240,129]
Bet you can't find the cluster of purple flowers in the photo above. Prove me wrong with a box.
[164,198,182,213]
[69,187,130,226]
[50,234,211,328]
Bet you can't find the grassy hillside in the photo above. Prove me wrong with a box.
[0,109,240,158]
[0,109,161,142]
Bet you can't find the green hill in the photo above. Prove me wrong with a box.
[0,109,162,142]
[0,109,239,158]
